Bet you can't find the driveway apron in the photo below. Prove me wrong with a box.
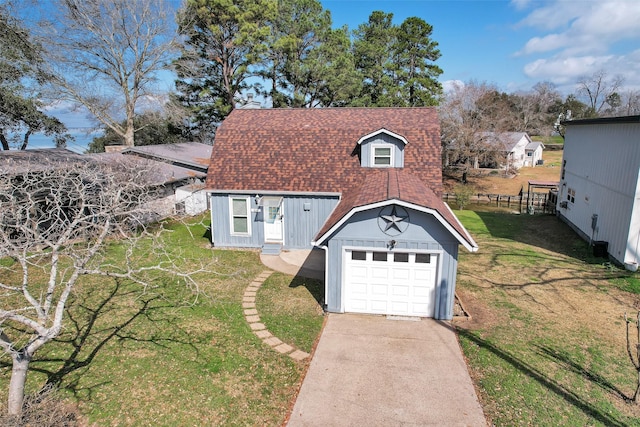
[287,314,486,427]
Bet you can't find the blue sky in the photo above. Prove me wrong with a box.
[36,0,640,151]
[321,0,640,93]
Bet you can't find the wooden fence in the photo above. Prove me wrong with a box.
[443,191,557,214]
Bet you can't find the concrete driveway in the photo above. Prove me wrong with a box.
[287,314,486,426]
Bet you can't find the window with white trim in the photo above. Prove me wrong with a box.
[372,144,393,167]
[230,196,251,235]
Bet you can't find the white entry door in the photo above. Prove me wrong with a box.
[263,197,283,242]
[344,250,437,317]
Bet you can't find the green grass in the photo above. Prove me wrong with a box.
[531,135,564,145]
[0,215,324,425]
[257,273,325,352]
[455,211,640,426]
[610,275,640,294]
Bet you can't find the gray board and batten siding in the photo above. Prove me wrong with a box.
[321,206,460,320]
[209,193,339,249]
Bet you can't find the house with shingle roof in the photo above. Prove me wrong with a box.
[481,131,542,169]
[445,131,543,170]
[206,108,477,319]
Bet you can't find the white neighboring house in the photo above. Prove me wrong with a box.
[557,115,640,270]
[482,132,543,169]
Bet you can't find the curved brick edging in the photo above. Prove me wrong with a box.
[242,270,310,361]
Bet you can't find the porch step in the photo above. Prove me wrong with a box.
[261,242,282,255]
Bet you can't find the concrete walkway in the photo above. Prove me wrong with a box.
[260,249,324,280]
[287,314,486,427]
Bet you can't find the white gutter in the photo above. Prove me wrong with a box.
[319,245,329,311]
[206,189,341,197]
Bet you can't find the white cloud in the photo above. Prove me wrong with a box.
[442,80,464,93]
[523,51,640,90]
[518,1,640,55]
[524,56,612,83]
[516,1,640,91]
[510,0,533,11]
[515,1,582,31]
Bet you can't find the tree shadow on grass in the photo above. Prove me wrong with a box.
[2,278,199,400]
[473,211,612,266]
[536,344,634,402]
[457,328,629,427]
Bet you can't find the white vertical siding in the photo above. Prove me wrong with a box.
[559,122,640,265]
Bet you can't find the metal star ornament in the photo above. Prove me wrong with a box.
[377,205,410,236]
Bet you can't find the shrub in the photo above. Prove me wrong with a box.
[0,386,80,427]
[454,184,476,210]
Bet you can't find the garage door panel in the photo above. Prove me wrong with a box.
[350,282,368,295]
[413,286,433,297]
[411,303,430,316]
[370,300,388,312]
[390,301,409,313]
[391,285,409,297]
[349,299,368,311]
[350,266,368,278]
[392,268,410,280]
[414,268,435,281]
[371,267,389,279]
[371,284,388,296]
[345,250,437,317]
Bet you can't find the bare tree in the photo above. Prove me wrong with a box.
[35,0,178,147]
[577,70,624,117]
[439,81,510,175]
[625,312,640,403]
[0,156,202,416]
[512,82,561,136]
[619,90,640,116]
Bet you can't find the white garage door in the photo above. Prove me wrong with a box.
[344,250,437,317]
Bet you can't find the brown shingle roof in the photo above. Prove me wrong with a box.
[205,107,442,194]
[206,108,476,251]
[314,169,477,250]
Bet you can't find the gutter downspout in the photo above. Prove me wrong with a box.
[208,193,215,247]
[319,245,329,312]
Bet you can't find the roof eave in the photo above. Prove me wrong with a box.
[312,198,478,252]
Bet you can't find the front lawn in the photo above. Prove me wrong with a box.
[455,210,640,426]
[0,216,324,425]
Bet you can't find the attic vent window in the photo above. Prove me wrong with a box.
[372,144,393,167]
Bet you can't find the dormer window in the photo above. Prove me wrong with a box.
[372,145,393,167]
[357,128,407,168]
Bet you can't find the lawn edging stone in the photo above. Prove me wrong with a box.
[243,270,310,361]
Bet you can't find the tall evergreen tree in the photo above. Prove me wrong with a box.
[305,27,361,107]
[0,4,69,150]
[174,0,275,136]
[261,0,359,107]
[393,17,442,106]
[352,11,395,106]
